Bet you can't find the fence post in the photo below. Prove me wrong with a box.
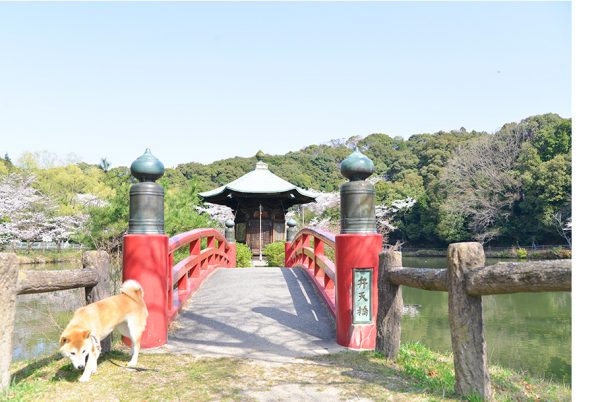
[0,253,18,391]
[376,250,404,358]
[284,219,297,267]
[447,242,492,400]
[122,149,169,348]
[224,220,237,268]
[335,150,382,350]
[83,250,112,353]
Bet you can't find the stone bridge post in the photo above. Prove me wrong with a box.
[335,150,382,350]
[122,149,169,348]
[284,219,298,267]
[224,219,237,268]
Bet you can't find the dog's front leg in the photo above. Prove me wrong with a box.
[78,355,96,382]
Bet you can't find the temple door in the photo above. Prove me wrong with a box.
[247,219,273,254]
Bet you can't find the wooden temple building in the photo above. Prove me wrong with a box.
[199,155,316,256]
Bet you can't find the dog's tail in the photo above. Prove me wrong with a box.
[121,280,144,302]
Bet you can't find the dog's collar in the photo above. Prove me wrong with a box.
[91,334,101,353]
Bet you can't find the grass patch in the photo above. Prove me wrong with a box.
[4,342,571,401]
[12,249,84,265]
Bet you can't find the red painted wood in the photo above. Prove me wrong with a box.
[123,234,169,348]
[166,229,234,327]
[334,233,382,350]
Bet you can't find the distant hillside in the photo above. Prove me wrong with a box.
[0,113,571,249]
[170,113,571,246]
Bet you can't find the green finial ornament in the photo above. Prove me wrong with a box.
[256,150,265,161]
[340,149,375,181]
[339,149,376,234]
[130,149,165,182]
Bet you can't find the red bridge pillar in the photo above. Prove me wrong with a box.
[123,234,168,348]
[335,150,382,350]
[122,149,169,348]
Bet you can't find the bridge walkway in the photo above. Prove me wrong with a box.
[164,268,343,362]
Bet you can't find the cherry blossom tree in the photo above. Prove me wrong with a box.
[376,197,416,246]
[195,203,234,226]
[0,172,87,249]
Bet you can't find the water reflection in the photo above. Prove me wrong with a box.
[401,256,571,382]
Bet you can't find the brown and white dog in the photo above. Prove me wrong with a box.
[59,280,148,382]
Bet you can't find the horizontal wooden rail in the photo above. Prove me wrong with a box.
[387,267,448,291]
[377,243,573,400]
[384,259,571,295]
[465,260,571,295]
[286,227,337,315]
[16,269,99,295]
[167,228,235,323]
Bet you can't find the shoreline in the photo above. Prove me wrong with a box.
[401,246,571,260]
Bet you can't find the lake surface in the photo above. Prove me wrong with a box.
[401,256,571,383]
[12,258,571,383]
[12,261,91,362]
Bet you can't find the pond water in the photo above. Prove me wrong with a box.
[12,261,91,362]
[12,258,571,384]
[401,256,571,383]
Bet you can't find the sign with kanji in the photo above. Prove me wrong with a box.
[352,268,373,324]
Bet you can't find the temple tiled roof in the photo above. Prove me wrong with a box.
[199,161,316,208]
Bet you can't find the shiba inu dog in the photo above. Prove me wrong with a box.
[59,280,148,382]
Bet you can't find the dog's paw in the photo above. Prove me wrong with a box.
[125,361,137,368]
[78,376,90,383]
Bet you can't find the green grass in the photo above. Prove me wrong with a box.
[3,342,571,401]
[12,249,84,265]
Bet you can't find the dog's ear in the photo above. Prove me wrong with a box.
[82,330,91,339]
[60,336,68,346]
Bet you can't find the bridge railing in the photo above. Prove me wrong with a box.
[167,228,235,323]
[285,227,337,315]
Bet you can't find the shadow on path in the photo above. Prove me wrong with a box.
[166,268,342,360]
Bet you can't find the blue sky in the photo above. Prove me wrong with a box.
[0,1,571,168]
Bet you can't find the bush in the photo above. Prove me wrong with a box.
[263,241,285,267]
[516,248,528,260]
[236,243,253,267]
[552,247,572,259]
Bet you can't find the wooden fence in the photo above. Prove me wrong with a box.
[0,251,111,391]
[376,242,571,400]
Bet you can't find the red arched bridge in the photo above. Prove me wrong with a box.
[123,224,382,359]
[121,149,383,356]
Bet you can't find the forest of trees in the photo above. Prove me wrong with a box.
[0,113,571,251]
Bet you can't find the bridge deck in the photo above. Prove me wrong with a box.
[165,268,343,361]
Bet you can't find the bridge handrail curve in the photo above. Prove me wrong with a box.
[168,228,230,253]
[287,226,337,315]
[167,228,235,322]
[291,226,336,248]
